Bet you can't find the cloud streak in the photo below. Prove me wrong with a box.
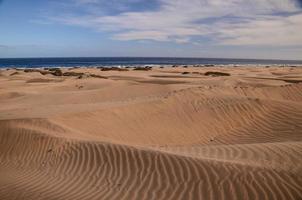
[49,0,302,46]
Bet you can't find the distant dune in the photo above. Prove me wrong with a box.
[0,66,302,200]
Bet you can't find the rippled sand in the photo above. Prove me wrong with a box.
[1,66,302,200]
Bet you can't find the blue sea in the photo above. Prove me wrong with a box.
[0,57,302,68]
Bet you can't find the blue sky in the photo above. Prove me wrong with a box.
[0,0,302,59]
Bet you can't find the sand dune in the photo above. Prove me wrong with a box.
[0,66,302,200]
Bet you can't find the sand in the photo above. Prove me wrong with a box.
[0,65,302,200]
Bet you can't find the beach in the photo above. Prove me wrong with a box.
[0,65,302,200]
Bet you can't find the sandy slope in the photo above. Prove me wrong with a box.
[0,66,302,200]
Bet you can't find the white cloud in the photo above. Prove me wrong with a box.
[51,0,302,46]
[220,14,302,45]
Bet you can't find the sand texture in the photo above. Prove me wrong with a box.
[0,66,302,200]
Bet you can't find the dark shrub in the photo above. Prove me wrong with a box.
[204,71,230,77]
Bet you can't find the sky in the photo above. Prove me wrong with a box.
[0,0,302,59]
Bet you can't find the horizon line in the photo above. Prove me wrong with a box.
[1,56,302,62]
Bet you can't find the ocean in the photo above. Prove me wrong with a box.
[0,57,302,68]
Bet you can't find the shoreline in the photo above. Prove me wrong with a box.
[1,63,302,70]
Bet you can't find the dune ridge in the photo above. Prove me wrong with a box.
[0,66,302,200]
[1,119,301,200]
